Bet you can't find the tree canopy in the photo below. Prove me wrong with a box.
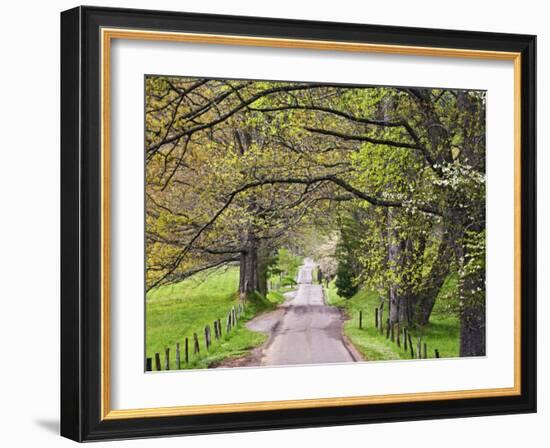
[145,76,486,357]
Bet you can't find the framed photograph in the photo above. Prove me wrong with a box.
[60,6,536,442]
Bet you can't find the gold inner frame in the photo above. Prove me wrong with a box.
[100,27,522,420]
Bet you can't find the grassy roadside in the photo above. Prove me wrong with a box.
[146,267,285,370]
[325,276,460,361]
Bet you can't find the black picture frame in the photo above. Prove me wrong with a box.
[61,5,536,442]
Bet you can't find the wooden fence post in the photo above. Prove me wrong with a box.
[359,310,363,329]
[185,337,189,364]
[204,326,209,349]
[403,328,407,351]
[155,352,161,371]
[165,347,170,370]
[226,310,232,333]
[435,349,440,358]
[407,333,414,358]
[218,318,222,338]
[386,318,390,339]
[214,320,219,340]
[423,342,427,359]
[379,304,384,333]
[375,307,379,329]
[193,332,200,354]
[176,343,181,369]
[146,357,152,371]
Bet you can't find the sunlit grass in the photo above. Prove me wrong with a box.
[326,276,460,361]
[146,266,284,370]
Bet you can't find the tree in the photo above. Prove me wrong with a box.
[251,85,486,354]
[333,213,363,298]
[145,78,335,298]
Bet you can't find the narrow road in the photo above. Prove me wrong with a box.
[245,258,360,367]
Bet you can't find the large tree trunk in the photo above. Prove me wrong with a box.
[397,238,415,326]
[387,211,400,325]
[256,245,271,298]
[239,233,258,300]
[457,265,486,357]
[407,234,453,326]
[460,298,486,357]
[235,128,272,301]
[239,233,271,300]
[388,224,451,329]
[456,230,486,357]
[388,245,402,324]
[382,101,404,327]
[449,209,486,357]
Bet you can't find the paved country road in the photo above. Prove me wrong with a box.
[237,258,361,367]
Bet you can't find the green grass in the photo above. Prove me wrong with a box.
[326,277,460,361]
[146,266,285,370]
